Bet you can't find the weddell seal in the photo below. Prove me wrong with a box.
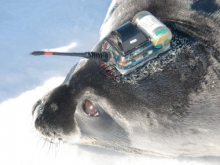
[32,0,220,157]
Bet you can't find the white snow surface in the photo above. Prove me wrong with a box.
[0,0,219,164]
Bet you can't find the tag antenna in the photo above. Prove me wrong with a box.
[30,51,110,62]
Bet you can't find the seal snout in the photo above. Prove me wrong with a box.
[32,100,60,126]
[32,100,64,143]
[32,85,78,143]
[32,99,42,116]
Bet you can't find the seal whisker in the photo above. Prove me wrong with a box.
[46,141,51,155]
[54,143,59,158]
[54,139,61,157]
[47,139,53,155]
[36,134,43,145]
[51,142,55,158]
[42,138,47,150]
[31,128,37,133]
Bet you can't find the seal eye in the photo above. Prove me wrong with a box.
[83,100,100,117]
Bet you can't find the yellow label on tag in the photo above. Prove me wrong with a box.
[139,15,163,29]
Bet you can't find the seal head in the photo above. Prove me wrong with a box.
[33,0,220,157]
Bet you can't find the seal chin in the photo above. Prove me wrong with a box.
[33,118,81,145]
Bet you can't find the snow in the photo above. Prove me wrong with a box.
[0,0,219,164]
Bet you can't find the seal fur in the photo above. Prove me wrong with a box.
[33,0,220,157]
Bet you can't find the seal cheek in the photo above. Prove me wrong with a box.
[74,100,131,150]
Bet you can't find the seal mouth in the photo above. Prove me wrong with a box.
[37,126,64,144]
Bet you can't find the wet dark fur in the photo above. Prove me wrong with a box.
[33,0,220,157]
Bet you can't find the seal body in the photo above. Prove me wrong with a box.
[32,0,220,157]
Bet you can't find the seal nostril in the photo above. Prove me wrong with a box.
[50,103,59,112]
[32,99,42,115]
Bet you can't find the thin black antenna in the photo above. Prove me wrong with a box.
[30,51,110,62]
